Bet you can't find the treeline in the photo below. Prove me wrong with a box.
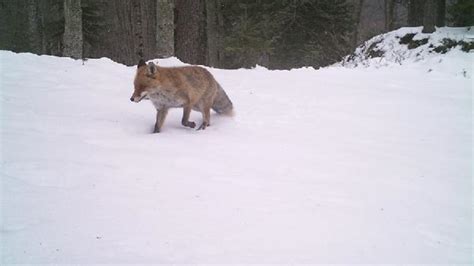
[0,0,472,69]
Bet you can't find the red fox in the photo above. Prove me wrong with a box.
[130,59,233,133]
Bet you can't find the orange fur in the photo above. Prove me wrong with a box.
[130,61,233,132]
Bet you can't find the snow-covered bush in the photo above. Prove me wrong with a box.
[340,27,473,76]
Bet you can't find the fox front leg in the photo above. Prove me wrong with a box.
[154,108,168,133]
[181,105,196,129]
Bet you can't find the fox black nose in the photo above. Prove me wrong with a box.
[130,97,134,102]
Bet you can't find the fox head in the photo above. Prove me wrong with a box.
[130,59,159,103]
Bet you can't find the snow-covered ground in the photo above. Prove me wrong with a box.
[0,28,472,264]
[341,26,473,78]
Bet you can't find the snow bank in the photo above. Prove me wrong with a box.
[0,48,472,264]
[340,27,474,78]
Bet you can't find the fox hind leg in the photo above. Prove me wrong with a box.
[197,105,211,130]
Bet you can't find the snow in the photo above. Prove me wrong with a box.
[340,26,473,78]
[0,30,472,264]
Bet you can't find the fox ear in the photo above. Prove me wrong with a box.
[147,62,157,76]
[138,59,146,68]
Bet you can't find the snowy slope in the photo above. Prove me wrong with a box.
[0,46,472,264]
[340,26,473,78]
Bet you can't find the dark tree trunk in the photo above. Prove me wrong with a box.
[26,0,43,54]
[391,0,409,29]
[132,0,145,59]
[174,0,207,65]
[206,0,219,67]
[422,0,436,33]
[436,0,446,26]
[37,1,48,54]
[63,0,83,59]
[353,0,364,47]
[385,0,395,31]
[156,0,174,57]
[408,0,425,26]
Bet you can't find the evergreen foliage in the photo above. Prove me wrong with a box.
[448,0,474,26]
[221,0,354,69]
[0,1,29,52]
[81,0,106,48]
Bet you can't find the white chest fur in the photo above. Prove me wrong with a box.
[149,89,185,109]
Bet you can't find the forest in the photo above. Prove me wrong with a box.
[1,0,472,69]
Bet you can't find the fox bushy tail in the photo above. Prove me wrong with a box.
[212,83,233,115]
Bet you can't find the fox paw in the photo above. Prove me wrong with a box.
[183,121,196,129]
[197,123,210,131]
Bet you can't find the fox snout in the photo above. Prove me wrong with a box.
[130,94,140,103]
[130,95,139,103]
[130,91,148,103]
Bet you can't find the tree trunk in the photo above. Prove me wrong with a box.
[353,0,364,47]
[385,0,395,31]
[132,1,146,59]
[63,0,83,59]
[131,0,157,63]
[422,0,436,33]
[391,0,409,29]
[216,0,224,65]
[26,0,43,54]
[156,0,174,58]
[408,0,425,26]
[174,0,207,65]
[445,0,457,26]
[37,1,48,54]
[206,0,223,67]
[436,0,446,26]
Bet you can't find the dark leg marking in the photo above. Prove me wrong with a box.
[181,105,196,129]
